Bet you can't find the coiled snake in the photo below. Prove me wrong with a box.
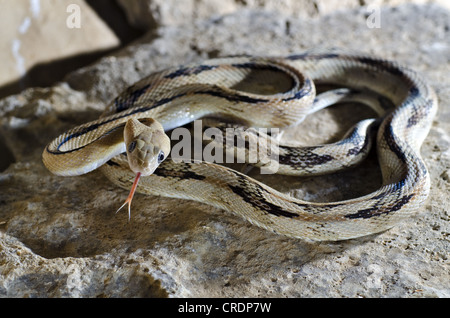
[42,49,438,241]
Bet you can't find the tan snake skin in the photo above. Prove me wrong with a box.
[42,49,438,241]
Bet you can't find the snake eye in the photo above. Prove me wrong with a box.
[128,141,137,153]
[157,151,165,163]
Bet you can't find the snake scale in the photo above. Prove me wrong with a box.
[42,49,438,241]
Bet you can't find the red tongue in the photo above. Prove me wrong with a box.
[116,172,142,221]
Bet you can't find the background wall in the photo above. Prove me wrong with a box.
[1,0,448,98]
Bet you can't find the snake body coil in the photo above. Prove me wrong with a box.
[43,49,438,241]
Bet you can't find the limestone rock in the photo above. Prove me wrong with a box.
[116,0,450,29]
[116,0,354,29]
[0,3,449,297]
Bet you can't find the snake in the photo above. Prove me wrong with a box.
[42,49,438,241]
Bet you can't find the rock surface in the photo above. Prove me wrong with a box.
[116,0,450,29]
[0,0,120,97]
[0,3,449,297]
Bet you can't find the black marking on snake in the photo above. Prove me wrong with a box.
[164,65,218,79]
[345,193,414,219]
[392,179,407,192]
[346,146,363,157]
[406,107,421,128]
[344,130,369,157]
[278,147,334,169]
[342,126,365,145]
[352,57,405,77]
[406,97,434,128]
[282,78,313,102]
[383,122,407,164]
[291,201,345,214]
[409,86,420,99]
[403,87,423,129]
[51,123,125,154]
[230,62,290,74]
[194,89,269,104]
[339,122,375,157]
[370,190,391,200]
[228,170,349,217]
[114,84,151,112]
[227,172,299,218]
[153,165,206,181]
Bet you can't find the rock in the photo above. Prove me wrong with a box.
[116,0,450,29]
[0,0,120,97]
[0,3,449,297]
[116,0,357,29]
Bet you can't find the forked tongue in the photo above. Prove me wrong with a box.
[116,172,142,221]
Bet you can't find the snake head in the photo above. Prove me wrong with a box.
[124,118,170,176]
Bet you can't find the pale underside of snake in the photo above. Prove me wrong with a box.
[42,49,438,241]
